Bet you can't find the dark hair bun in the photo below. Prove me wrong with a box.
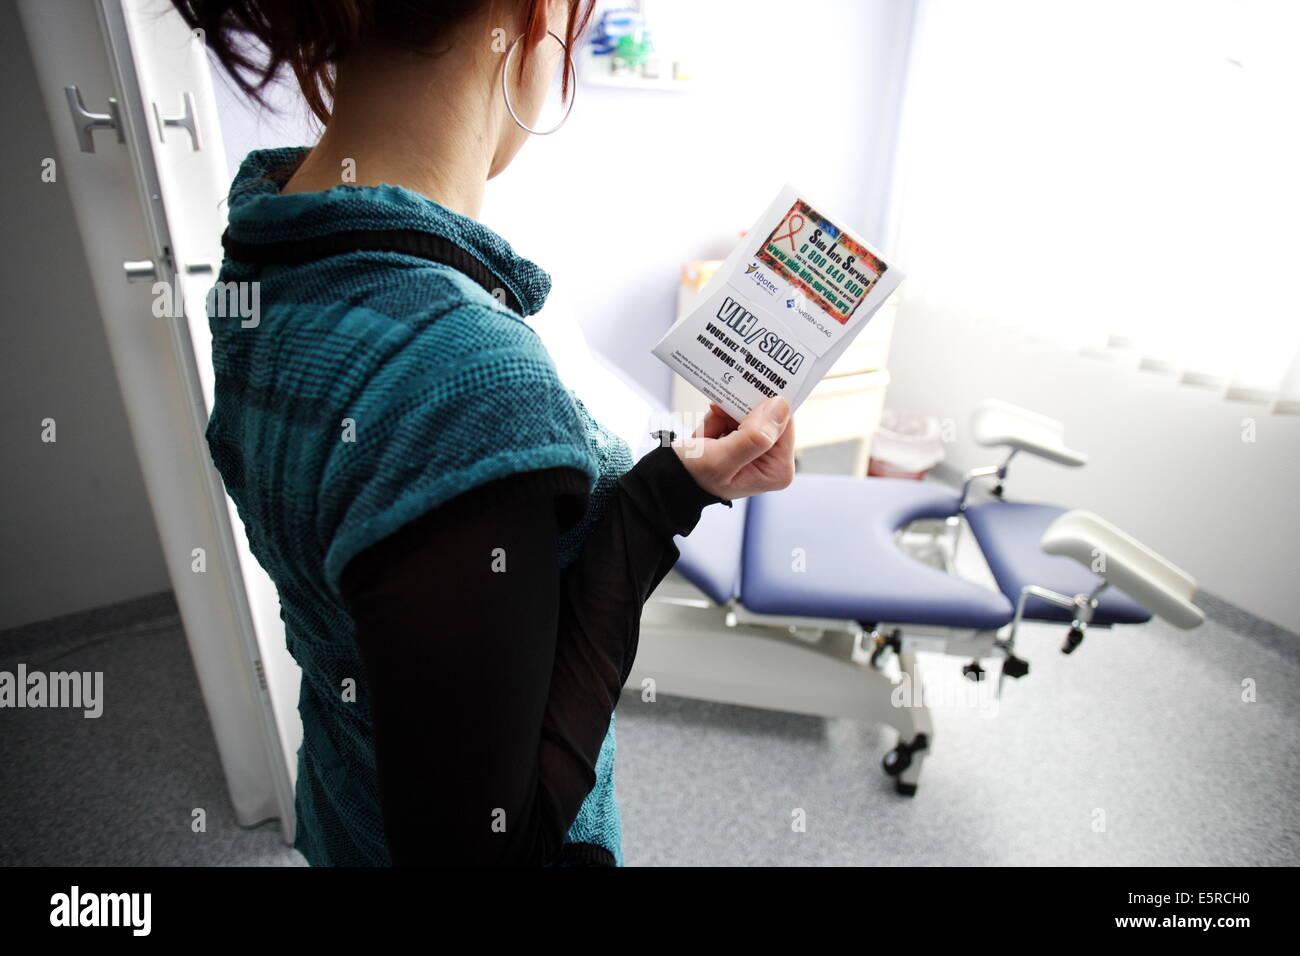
[172,1,487,122]
[173,1,593,124]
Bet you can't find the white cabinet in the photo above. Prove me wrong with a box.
[17,0,298,843]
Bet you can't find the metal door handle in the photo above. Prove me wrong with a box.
[124,260,157,282]
[153,92,201,151]
[65,85,124,153]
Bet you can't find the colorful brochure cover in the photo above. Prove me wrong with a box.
[653,185,904,422]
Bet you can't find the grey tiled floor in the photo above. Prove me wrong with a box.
[3,581,1294,866]
[2,442,1295,865]
[614,609,1299,866]
[0,593,299,866]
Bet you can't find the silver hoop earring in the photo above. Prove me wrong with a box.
[501,30,577,136]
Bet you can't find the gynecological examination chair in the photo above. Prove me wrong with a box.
[628,398,1207,795]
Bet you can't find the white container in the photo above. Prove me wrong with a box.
[869,409,946,479]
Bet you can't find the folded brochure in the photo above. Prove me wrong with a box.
[653,185,904,424]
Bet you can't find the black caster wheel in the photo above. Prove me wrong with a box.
[882,745,910,777]
[881,733,928,779]
[895,780,918,797]
[962,660,986,682]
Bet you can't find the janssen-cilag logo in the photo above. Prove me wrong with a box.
[783,291,829,338]
[743,262,780,297]
[785,291,817,323]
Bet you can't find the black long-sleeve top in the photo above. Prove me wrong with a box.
[337,443,726,867]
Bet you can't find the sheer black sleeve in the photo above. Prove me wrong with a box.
[338,445,724,866]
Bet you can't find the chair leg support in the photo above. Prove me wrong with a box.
[881,650,934,796]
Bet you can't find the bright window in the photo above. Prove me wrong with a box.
[891,0,1300,406]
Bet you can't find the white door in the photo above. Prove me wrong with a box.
[16,0,300,843]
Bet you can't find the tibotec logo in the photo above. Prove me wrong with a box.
[743,262,779,297]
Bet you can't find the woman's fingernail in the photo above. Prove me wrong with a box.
[765,397,790,427]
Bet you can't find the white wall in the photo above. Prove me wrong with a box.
[210,0,918,401]
[885,310,1300,633]
[483,0,917,397]
[207,1,1298,633]
[0,2,170,630]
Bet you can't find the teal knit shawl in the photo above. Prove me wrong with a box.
[207,147,632,865]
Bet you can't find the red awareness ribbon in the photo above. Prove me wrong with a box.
[771,213,805,252]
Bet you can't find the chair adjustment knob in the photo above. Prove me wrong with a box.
[1062,625,1086,655]
[1002,654,1030,679]
[868,628,901,668]
[962,660,986,681]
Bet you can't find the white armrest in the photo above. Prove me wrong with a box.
[971,398,1088,468]
[1041,510,1205,629]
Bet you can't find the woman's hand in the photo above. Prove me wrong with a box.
[672,397,796,501]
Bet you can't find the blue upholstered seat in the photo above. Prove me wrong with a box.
[671,475,1154,631]
[964,500,1152,626]
[675,474,1014,630]
[672,497,749,606]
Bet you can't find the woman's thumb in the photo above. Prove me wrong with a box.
[755,396,791,443]
[717,396,790,469]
